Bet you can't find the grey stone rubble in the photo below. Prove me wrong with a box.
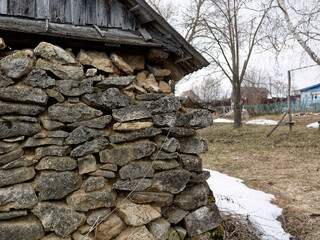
[0,41,221,240]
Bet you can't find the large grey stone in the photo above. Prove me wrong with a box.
[36,58,84,80]
[153,160,180,171]
[166,207,189,224]
[36,156,77,171]
[66,185,116,212]
[35,146,70,159]
[152,113,177,127]
[0,121,41,139]
[0,86,48,105]
[0,74,14,87]
[184,205,222,237]
[113,121,153,131]
[1,116,38,123]
[178,137,208,154]
[0,183,38,211]
[179,154,203,172]
[0,156,37,170]
[97,76,135,89]
[89,169,116,178]
[48,102,102,123]
[112,105,151,122]
[87,208,111,226]
[0,210,28,220]
[0,167,35,187]
[130,192,173,206]
[66,127,103,145]
[110,127,162,143]
[161,138,180,153]
[84,176,105,192]
[147,96,181,114]
[176,109,213,129]
[116,198,161,226]
[70,137,109,157]
[25,68,56,88]
[47,130,69,138]
[0,142,19,155]
[56,79,94,96]
[115,226,155,240]
[99,142,156,166]
[34,42,77,64]
[167,227,187,240]
[151,151,179,160]
[0,50,34,79]
[32,202,86,237]
[96,213,127,240]
[0,148,23,165]
[110,53,134,74]
[161,127,196,137]
[0,216,44,240]
[136,93,164,101]
[119,161,153,180]
[149,218,171,240]
[0,101,45,116]
[82,88,132,110]
[36,171,82,200]
[23,137,64,148]
[46,89,65,102]
[190,171,211,183]
[40,118,65,131]
[67,115,112,129]
[112,179,152,191]
[174,183,208,211]
[153,170,191,194]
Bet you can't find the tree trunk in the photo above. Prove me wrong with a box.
[233,83,242,128]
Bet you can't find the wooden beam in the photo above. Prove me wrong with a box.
[130,4,155,24]
[0,15,162,48]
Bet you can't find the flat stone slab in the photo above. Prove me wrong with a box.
[178,137,208,154]
[97,76,135,89]
[0,121,41,139]
[0,155,38,170]
[153,170,191,194]
[32,202,86,237]
[110,127,162,144]
[147,96,181,115]
[0,74,14,88]
[115,226,156,240]
[0,167,35,187]
[35,146,70,159]
[66,186,116,212]
[0,216,44,240]
[0,101,45,116]
[130,192,173,206]
[184,205,222,237]
[113,121,153,131]
[0,183,38,211]
[70,137,109,157]
[0,148,23,165]
[67,115,112,129]
[25,68,56,88]
[0,142,19,155]
[0,86,48,105]
[112,105,151,123]
[99,142,156,166]
[66,127,103,145]
[48,102,102,123]
[119,161,153,180]
[23,137,64,148]
[116,198,161,226]
[179,154,203,172]
[36,171,82,200]
[112,179,152,191]
[56,79,94,96]
[96,213,127,240]
[36,156,77,171]
[0,210,28,220]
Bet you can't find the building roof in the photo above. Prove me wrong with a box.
[0,0,209,80]
[299,83,320,92]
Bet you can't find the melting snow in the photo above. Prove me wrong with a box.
[206,169,291,240]
[307,122,319,128]
[213,118,234,123]
[246,119,278,126]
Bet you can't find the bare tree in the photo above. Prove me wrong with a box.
[145,0,174,22]
[193,77,222,101]
[277,0,320,65]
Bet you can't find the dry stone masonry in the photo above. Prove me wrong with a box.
[0,40,222,240]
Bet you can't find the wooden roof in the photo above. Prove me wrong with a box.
[0,0,209,79]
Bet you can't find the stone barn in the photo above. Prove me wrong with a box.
[0,0,223,239]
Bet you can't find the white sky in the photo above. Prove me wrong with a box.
[161,0,320,96]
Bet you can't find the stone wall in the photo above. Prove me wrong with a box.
[0,40,222,240]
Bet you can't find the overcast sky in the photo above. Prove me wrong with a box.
[160,0,320,96]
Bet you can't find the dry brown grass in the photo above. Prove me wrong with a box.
[198,113,320,240]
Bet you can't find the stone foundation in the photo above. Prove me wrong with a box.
[0,40,222,240]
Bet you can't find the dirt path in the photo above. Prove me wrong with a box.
[198,114,320,240]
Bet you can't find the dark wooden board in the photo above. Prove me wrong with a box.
[0,0,8,15]
[35,0,49,19]
[86,0,97,25]
[96,0,110,26]
[71,0,86,25]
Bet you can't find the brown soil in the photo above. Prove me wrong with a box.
[198,113,320,240]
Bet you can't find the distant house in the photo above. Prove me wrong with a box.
[299,83,320,106]
[240,87,269,105]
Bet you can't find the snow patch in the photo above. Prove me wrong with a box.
[307,122,319,128]
[246,119,278,126]
[213,118,234,123]
[206,169,290,240]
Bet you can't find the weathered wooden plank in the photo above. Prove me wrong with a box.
[0,15,161,47]
[86,0,97,25]
[0,0,8,14]
[49,0,66,23]
[35,0,49,19]
[130,4,154,24]
[7,0,20,15]
[64,0,72,23]
[96,0,109,27]
[109,0,135,30]
[71,0,86,25]
[20,0,35,17]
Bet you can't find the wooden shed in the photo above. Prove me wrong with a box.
[0,0,209,81]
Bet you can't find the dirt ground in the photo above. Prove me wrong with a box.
[198,113,320,240]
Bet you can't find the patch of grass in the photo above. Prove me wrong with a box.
[199,114,320,240]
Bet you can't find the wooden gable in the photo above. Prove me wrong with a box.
[0,0,135,30]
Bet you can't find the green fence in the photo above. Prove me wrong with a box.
[243,102,320,116]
